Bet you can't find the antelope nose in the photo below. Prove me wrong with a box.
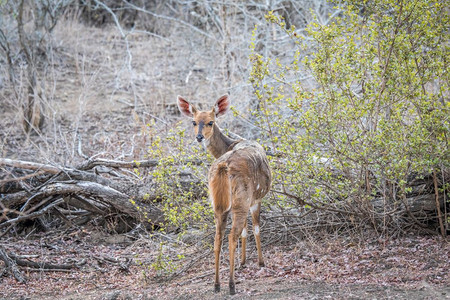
[196,134,204,142]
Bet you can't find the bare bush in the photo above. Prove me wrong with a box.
[0,0,74,135]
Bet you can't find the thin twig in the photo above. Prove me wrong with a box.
[0,198,64,228]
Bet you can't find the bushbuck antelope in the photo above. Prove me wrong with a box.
[177,94,272,295]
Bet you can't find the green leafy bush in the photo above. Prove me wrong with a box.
[135,121,214,275]
[144,120,213,232]
[250,0,449,235]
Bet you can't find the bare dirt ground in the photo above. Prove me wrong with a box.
[1,228,448,300]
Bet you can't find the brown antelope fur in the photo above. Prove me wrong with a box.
[177,94,272,295]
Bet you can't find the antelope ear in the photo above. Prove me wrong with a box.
[214,94,230,117]
[177,96,197,117]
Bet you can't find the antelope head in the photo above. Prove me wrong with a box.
[177,94,230,143]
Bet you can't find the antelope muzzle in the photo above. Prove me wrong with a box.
[196,122,205,142]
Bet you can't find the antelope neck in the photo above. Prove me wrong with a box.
[207,124,237,158]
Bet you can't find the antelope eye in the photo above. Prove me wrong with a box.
[192,121,197,126]
[208,121,214,126]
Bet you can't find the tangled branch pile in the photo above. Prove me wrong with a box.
[0,157,206,235]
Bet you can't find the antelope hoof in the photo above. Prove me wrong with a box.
[214,283,220,293]
[259,261,265,267]
[229,282,236,295]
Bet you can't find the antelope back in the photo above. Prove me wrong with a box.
[209,140,271,202]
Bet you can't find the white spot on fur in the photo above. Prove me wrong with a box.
[241,228,247,238]
[250,203,259,214]
[256,184,260,191]
[254,225,260,235]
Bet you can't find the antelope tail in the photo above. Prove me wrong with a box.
[210,162,231,214]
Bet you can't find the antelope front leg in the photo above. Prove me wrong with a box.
[214,213,228,293]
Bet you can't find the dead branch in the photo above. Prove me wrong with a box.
[94,255,132,271]
[0,158,64,174]
[0,198,64,228]
[0,246,26,283]
[77,157,204,171]
[0,157,201,173]
[9,252,78,270]
[0,245,82,282]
